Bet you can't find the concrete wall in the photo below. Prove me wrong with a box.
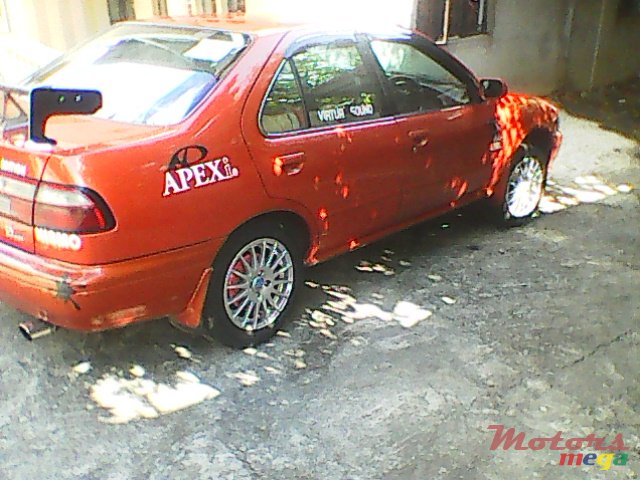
[600,12,640,87]
[1,0,636,92]
[422,0,569,95]
[566,0,640,90]
[419,0,640,94]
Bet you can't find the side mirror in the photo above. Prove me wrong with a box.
[481,78,508,99]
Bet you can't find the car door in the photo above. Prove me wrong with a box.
[242,34,402,257]
[366,34,496,220]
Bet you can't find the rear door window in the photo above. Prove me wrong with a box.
[260,60,307,135]
[292,43,382,128]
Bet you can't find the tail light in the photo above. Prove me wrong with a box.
[0,175,37,224]
[34,182,115,233]
[0,173,114,234]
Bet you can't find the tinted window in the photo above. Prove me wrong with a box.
[292,43,382,128]
[261,61,306,135]
[371,40,471,113]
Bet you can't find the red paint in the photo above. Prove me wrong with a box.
[0,18,561,332]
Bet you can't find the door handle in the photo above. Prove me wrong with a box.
[409,130,430,153]
[276,152,305,176]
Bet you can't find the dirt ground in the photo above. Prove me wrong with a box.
[0,87,638,479]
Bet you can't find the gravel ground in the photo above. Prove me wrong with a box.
[0,107,638,479]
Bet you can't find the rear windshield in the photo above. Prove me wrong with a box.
[25,23,251,126]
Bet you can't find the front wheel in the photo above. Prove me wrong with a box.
[493,145,547,226]
[201,222,302,348]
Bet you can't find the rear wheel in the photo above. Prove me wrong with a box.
[201,221,303,348]
[493,145,547,226]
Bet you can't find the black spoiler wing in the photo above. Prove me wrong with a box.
[0,83,102,145]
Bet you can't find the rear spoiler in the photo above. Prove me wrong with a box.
[0,83,102,145]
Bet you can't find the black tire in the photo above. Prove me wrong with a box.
[490,144,548,227]
[200,219,304,348]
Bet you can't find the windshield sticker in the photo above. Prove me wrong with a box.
[164,148,239,197]
[317,107,346,123]
[349,104,375,117]
[0,158,27,176]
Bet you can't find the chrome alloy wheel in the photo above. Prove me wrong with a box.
[223,238,294,331]
[506,155,544,218]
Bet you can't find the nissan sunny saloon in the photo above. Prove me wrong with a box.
[0,17,561,346]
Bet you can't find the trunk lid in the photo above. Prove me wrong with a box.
[1,84,164,254]
[44,115,167,155]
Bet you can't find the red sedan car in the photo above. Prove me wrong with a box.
[0,17,561,346]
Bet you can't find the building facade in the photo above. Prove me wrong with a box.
[0,0,638,92]
[416,0,640,92]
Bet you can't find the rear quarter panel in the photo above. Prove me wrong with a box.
[38,33,286,266]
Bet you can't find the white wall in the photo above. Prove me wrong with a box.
[165,0,203,16]
[0,0,111,82]
[133,0,155,19]
[246,0,416,29]
[0,34,60,82]
[3,0,109,51]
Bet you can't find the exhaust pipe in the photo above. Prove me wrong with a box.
[19,318,56,341]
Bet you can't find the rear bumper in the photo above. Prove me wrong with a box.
[0,239,222,331]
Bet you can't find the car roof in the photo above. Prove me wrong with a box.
[137,15,307,36]
[136,14,410,38]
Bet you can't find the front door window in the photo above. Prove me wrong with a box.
[371,40,471,113]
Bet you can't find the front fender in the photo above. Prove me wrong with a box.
[488,94,560,193]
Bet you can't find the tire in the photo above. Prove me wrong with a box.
[491,144,547,227]
[200,219,303,348]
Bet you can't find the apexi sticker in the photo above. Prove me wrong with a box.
[163,145,239,197]
[35,227,82,251]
